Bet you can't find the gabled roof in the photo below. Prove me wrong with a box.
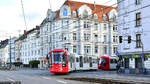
[0,39,8,49]
[56,0,117,21]
[15,26,40,43]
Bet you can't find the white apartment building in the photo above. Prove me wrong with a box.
[0,39,9,65]
[40,1,118,60]
[40,9,57,68]
[20,27,41,64]
[8,37,17,63]
[15,35,26,62]
[118,0,150,74]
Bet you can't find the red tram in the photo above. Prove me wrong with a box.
[98,56,117,70]
[49,49,98,73]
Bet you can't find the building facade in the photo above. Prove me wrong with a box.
[15,34,26,62]
[118,0,150,74]
[8,37,17,63]
[40,1,118,60]
[0,39,9,66]
[20,27,41,65]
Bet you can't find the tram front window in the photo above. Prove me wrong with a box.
[52,51,66,64]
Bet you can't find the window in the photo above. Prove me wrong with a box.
[63,8,67,16]
[110,59,117,63]
[104,46,107,54]
[95,34,98,41]
[113,47,118,54]
[113,35,117,43]
[102,14,106,20]
[135,0,141,5]
[125,58,129,68]
[136,12,141,27]
[104,24,107,30]
[135,58,142,68]
[73,45,77,53]
[94,14,98,19]
[84,21,91,28]
[94,23,98,30]
[113,25,117,31]
[112,14,117,21]
[104,35,107,43]
[95,46,98,53]
[84,46,91,54]
[73,21,78,28]
[83,10,88,18]
[73,33,76,40]
[136,34,141,48]
[72,11,76,17]
[84,33,91,41]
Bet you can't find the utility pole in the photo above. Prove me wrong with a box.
[107,15,112,57]
[9,36,12,70]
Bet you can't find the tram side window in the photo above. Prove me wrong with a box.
[84,57,88,63]
[110,59,117,63]
[76,57,79,62]
[92,59,97,63]
[62,54,67,64]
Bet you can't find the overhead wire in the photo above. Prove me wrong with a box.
[21,0,27,31]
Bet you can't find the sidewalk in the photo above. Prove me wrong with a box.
[64,70,150,84]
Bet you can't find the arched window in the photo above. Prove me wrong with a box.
[72,11,76,17]
[83,10,88,18]
[102,14,106,20]
[112,13,116,21]
[63,8,68,16]
[94,13,98,19]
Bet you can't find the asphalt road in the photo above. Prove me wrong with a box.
[1,68,150,84]
[0,69,91,84]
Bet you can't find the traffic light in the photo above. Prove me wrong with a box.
[119,36,123,43]
[128,36,131,43]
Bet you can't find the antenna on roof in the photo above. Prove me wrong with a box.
[94,1,96,9]
[48,0,52,9]
[20,0,28,31]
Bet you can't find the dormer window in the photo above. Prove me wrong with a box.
[63,8,68,16]
[72,11,76,17]
[101,8,104,11]
[112,14,117,21]
[83,10,88,18]
[94,13,98,19]
[102,14,106,20]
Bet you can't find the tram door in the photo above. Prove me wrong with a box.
[89,57,92,67]
[79,56,83,67]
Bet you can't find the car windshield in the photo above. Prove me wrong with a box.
[52,51,64,64]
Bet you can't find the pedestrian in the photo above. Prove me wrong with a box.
[116,61,120,73]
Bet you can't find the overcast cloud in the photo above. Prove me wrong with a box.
[0,0,117,40]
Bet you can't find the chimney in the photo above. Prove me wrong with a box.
[24,30,27,34]
[36,26,40,30]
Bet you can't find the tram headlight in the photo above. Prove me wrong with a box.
[62,64,66,67]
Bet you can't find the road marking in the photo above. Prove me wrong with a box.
[42,76,51,80]
[57,80,67,84]
[7,78,15,82]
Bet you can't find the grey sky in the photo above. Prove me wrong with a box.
[0,0,117,40]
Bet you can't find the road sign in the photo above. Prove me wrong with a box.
[115,51,119,56]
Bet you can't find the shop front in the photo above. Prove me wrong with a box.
[119,53,150,74]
